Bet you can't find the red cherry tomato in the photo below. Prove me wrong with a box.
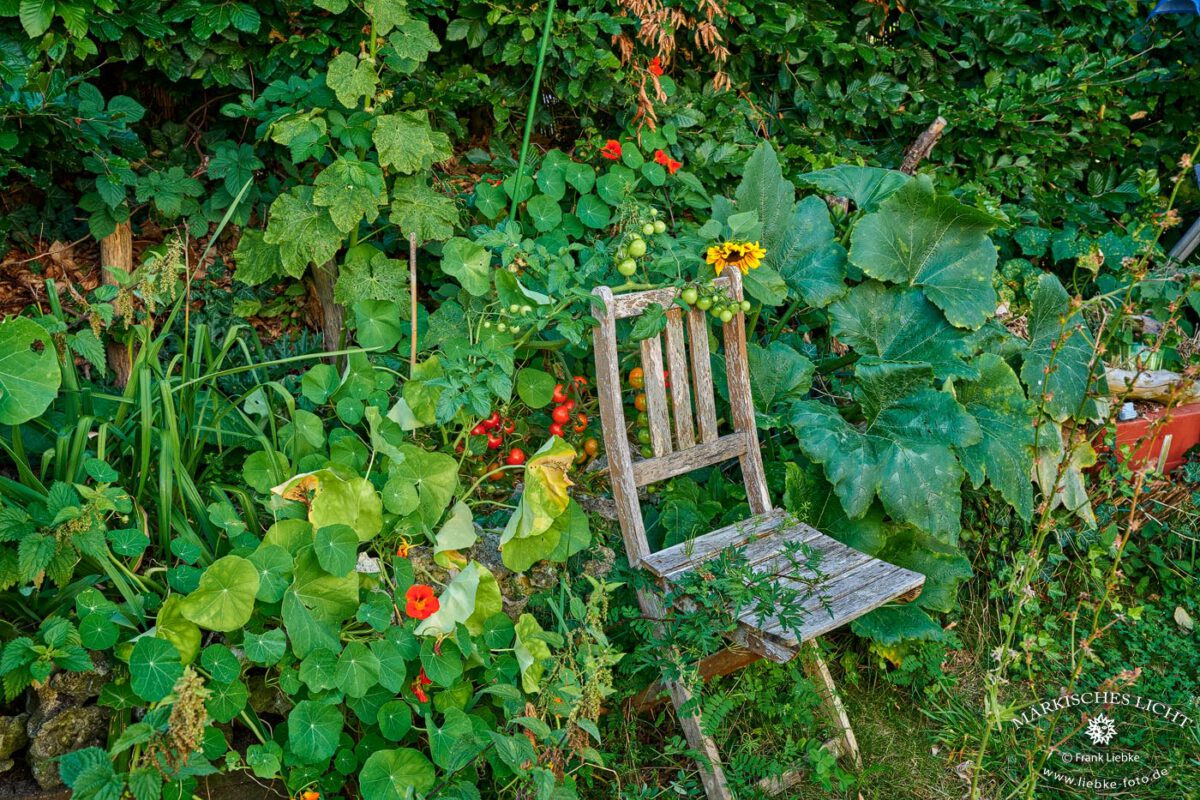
[663,369,670,389]
[486,433,504,450]
[505,448,526,466]
[471,423,487,436]
[485,411,501,430]
[502,419,516,434]
[564,398,576,411]
[486,462,505,481]
[573,412,588,433]
[552,384,569,404]
[573,375,588,387]
[549,422,565,437]
[583,438,600,457]
[551,405,571,424]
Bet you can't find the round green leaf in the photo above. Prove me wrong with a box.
[242,629,287,666]
[205,679,248,723]
[353,299,404,351]
[376,700,413,741]
[129,637,183,702]
[201,644,241,684]
[0,316,62,425]
[248,544,293,603]
[335,641,381,698]
[525,194,562,232]
[359,749,436,800]
[79,613,119,651]
[575,194,610,229]
[515,367,555,408]
[441,236,492,296]
[287,700,344,764]
[314,524,359,576]
[180,555,260,632]
[299,648,340,692]
[156,595,201,665]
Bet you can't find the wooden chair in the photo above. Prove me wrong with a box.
[591,270,926,799]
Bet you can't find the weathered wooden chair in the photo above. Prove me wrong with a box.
[591,270,926,799]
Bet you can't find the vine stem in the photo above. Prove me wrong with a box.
[509,0,557,221]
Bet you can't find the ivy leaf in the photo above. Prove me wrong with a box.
[441,237,492,295]
[335,244,409,305]
[747,341,814,410]
[956,354,1036,521]
[1020,273,1098,421]
[313,156,386,233]
[326,52,378,109]
[796,166,909,211]
[359,749,436,800]
[264,187,344,277]
[828,281,978,381]
[0,317,61,425]
[287,699,343,764]
[129,637,183,702]
[390,177,458,242]
[788,361,981,538]
[373,111,452,175]
[849,176,1001,330]
[771,195,848,307]
[180,555,260,632]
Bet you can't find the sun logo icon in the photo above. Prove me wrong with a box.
[1084,712,1118,746]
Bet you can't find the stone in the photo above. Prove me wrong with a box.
[27,705,107,789]
[0,713,29,773]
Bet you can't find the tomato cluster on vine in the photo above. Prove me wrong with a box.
[468,411,525,476]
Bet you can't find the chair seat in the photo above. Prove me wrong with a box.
[643,511,926,653]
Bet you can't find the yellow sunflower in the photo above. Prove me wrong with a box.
[705,241,766,275]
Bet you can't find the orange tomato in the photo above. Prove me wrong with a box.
[633,393,647,412]
[583,438,600,457]
[628,367,645,389]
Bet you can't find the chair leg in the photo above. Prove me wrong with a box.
[801,640,862,770]
[638,590,733,800]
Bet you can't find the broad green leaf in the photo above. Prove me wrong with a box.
[1020,273,1097,421]
[851,604,945,645]
[513,613,551,693]
[242,628,287,665]
[326,52,378,108]
[796,166,910,211]
[734,142,794,253]
[849,176,1000,329]
[287,700,343,764]
[179,556,259,632]
[374,111,452,175]
[299,648,339,691]
[243,449,289,493]
[536,151,568,199]
[335,641,381,698]
[420,636,463,685]
[290,550,360,623]
[359,749,436,800]
[429,708,478,769]
[385,445,458,530]
[0,317,62,425]
[873,525,974,613]
[501,437,574,545]
[269,112,327,164]
[546,499,591,562]
[248,544,293,603]
[516,367,556,408]
[313,157,386,233]
[377,700,413,741]
[18,0,54,36]
[201,644,240,684]
[1032,421,1097,528]
[264,187,343,277]
[741,264,788,307]
[771,195,848,308]
[336,244,409,306]
[829,281,977,380]
[388,19,440,62]
[788,361,981,538]
[747,342,814,410]
[206,679,248,723]
[525,195,562,232]
[314,524,359,576]
[390,177,458,242]
[956,354,1036,520]
[363,0,406,33]
[433,501,477,563]
[474,181,507,219]
[155,595,200,665]
[415,561,501,637]
[275,469,382,542]
[576,194,611,229]
[261,519,313,555]
[441,237,492,295]
[129,637,183,702]
[354,299,404,351]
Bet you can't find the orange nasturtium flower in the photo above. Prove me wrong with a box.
[395,538,411,558]
[653,149,682,175]
[705,241,766,276]
[648,56,664,76]
[600,139,622,160]
[411,667,434,702]
[404,584,440,620]
[299,791,320,800]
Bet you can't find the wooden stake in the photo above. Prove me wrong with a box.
[99,222,133,387]
[900,116,947,175]
[409,232,418,376]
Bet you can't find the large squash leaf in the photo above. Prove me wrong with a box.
[788,361,980,538]
[747,341,814,411]
[0,316,61,425]
[1020,273,1098,422]
[849,176,1001,330]
[796,165,909,212]
[771,195,848,308]
[829,281,977,381]
[956,354,1037,520]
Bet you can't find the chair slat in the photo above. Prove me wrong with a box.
[641,508,786,577]
[632,432,748,487]
[663,308,696,449]
[687,308,720,443]
[722,270,771,514]
[612,276,731,319]
[640,334,673,457]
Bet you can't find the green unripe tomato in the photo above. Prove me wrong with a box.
[681,287,699,305]
[616,247,628,260]
[650,208,659,217]
[653,220,667,234]
[719,309,734,323]
[509,303,521,313]
[637,428,652,444]
[740,300,751,312]
[617,258,638,277]
[520,304,532,314]
[496,322,507,332]
[696,296,713,310]
[640,445,654,458]
[636,412,648,426]
[509,325,521,334]
[482,320,492,328]
[627,238,647,258]
[642,222,656,236]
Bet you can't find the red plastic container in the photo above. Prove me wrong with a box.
[1112,401,1200,473]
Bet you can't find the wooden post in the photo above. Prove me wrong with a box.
[99,222,133,387]
[310,259,343,362]
[900,116,947,175]
[409,232,418,376]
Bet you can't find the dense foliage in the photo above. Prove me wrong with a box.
[1,1,1198,798]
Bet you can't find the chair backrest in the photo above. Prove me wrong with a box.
[591,268,771,568]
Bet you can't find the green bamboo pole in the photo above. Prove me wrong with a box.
[509,0,556,220]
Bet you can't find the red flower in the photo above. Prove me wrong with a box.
[486,177,503,186]
[648,56,664,76]
[404,585,440,620]
[411,668,433,703]
[654,149,682,175]
[600,139,622,161]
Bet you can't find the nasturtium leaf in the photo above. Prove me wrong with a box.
[501,437,575,544]
[575,194,610,229]
[180,555,259,632]
[514,613,552,693]
[536,151,568,199]
[156,595,201,665]
[354,299,404,351]
[482,613,515,649]
[796,165,910,211]
[525,195,562,232]
[326,52,378,109]
[420,637,463,686]
[849,176,1001,330]
[313,156,386,233]
[359,749,436,800]
[245,743,282,780]
[390,176,458,242]
[429,708,479,770]
[955,354,1036,521]
[108,527,149,558]
[299,648,340,691]
[433,501,477,564]
[79,613,119,651]
[358,591,393,631]
[371,638,409,692]
[201,644,241,684]
[129,637,183,702]
[770,195,848,308]
[314,524,359,576]
[828,281,978,381]
[205,679,249,723]
[335,641,381,698]
[564,161,595,194]
[263,186,343,278]
[515,367,556,408]
[1020,273,1098,422]
[373,111,452,175]
[474,181,507,219]
[261,519,313,555]
[747,341,814,411]
[386,445,459,530]
[441,237,492,296]
[0,316,62,425]
[287,700,344,764]
[291,550,360,623]
[377,700,413,741]
[546,500,591,561]
[243,449,290,494]
[242,628,287,665]
[248,544,293,603]
[415,562,501,637]
[276,469,383,542]
[787,360,981,538]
